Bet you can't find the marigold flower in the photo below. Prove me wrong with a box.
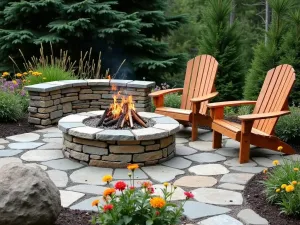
[184,191,194,199]
[23,72,28,75]
[163,182,169,187]
[263,169,268,174]
[103,188,116,197]
[127,164,139,171]
[12,80,17,85]
[141,181,152,188]
[292,181,297,185]
[294,168,299,171]
[281,184,287,189]
[114,181,126,191]
[285,185,295,193]
[277,146,283,151]
[272,160,279,166]
[28,70,33,73]
[276,188,281,193]
[103,204,114,212]
[150,197,166,209]
[92,199,100,207]
[102,175,113,183]
[2,72,9,76]
[16,73,22,77]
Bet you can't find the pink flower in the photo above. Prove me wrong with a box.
[184,191,194,199]
[114,181,127,191]
[103,204,114,212]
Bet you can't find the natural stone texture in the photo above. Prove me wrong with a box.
[38,142,63,150]
[102,154,132,162]
[6,133,40,142]
[70,167,113,185]
[220,173,255,185]
[30,100,54,108]
[0,145,4,149]
[64,140,82,152]
[66,185,107,195]
[89,160,128,168]
[145,144,160,151]
[96,129,135,141]
[0,163,61,225]
[69,127,103,139]
[35,127,61,133]
[189,164,229,175]
[70,151,89,162]
[21,150,64,161]
[224,139,242,148]
[152,184,186,201]
[110,145,144,153]
[193,188,243,205]
[50,110,63,119]
[267,155,285,164]
[28,117,41,124]
[0,150,23,157]
[0,157,22,168]
[41,159,83,170]
[152,117,179,124]
[127,80,155,88]
[230,166,265,173]
[284,154,300,161]
[131,128,169,140]
[174,176,217,188]
[8,142,45,150]
[189,141,215,151]
[218,183,245,191]
[43,137,63,143]
[138,112,164,118]
[133,151,163,162]
[199,215,243,225]
[185,153,226,163]
[224,158,257,167]
[38,105,58,113]
[153,123,180,135]
[70,196,101,212]
[59,190,85,208]
[0,138,9,144]
[113,168,148,179]
[28,106,38,113]
[58,122,86,133]
[183,201,231,220]
[215,148,239,157]
[237,209,269,225]
[176,138,189,144]
[29,113,50,119]
[83,145,108,155]
[59,115,88,123]
[25,163,47,170]
[73,137,107,148]
[142,165,184,182]
[251,148,282,156]
[47,170,68,188]
[63,102,72,113]
[161,157,192,169]
[175,145,197,156]
[160,136,174,148]
[61,96,78,103]
[79,94,100,100]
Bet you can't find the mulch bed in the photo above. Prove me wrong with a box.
[244,172,300,225]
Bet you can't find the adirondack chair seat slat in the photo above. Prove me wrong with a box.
[155,107,192,121]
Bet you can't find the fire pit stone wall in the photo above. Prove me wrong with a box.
[24,79,155,128]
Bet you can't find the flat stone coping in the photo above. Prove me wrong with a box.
[25,79,155,92]
[58,111,180,141]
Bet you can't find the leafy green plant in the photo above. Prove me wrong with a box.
[0,91,23,122]
[263,158,300,216]
[224,105,253,118]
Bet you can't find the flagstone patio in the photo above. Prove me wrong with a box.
[1,126,296,224]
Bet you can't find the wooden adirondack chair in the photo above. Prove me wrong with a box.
[149,55,219,141]
[208,64,296,163]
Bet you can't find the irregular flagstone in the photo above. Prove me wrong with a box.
[142,165,184,182]
[0,138,9,144]
[43,132,63,138]
[70,167,113,185]
[189,164,229,176]
[230,166,265,174]
[224,158,257,167]
[8,142,45,150]
[218,183,245,191]
[37,142,63,150]
[152,184,186,201]
[198,132,228,142]
[267,155,285,164]
[0,150,23,157]
[251,148,282,156]
[252,157,274,168]
[193,188,243,205]
[215,148,239,157]
[70,196,102,212]
[35,127,61,133]
[42,159,83,170]
[284,154,300,161]
[183,201,231,220]
[42,138,63,143]
[176,138,189,144]
[25,163,47,170]
[161,157,192,169]
[174,176,217,188]
[237,209,269,225]
[0,157,22,168]
[21,150,64,161]
[188,141,215,151]
[0,145,4,149]
[67,185,107,195]
[198,215,243,225]
[113,168,148,179]
[69,127,103,139]
[60,190,85,208]
[6,133,40,142]
[185,153,226,163]
[175,145,197,156]
[47,170,68,187]
[220,173,254,185]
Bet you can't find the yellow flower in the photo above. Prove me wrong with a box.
[23,72,28,75]
[103,188,116,197]
[43,77,46,80]
[281,184,287,189]
[27,80,31,83]
[263,169,268,174]
[163,182,169,187]
[276,188,281,193]
[16,73,22,77]
[12,80,17,85]
[150,197,166,209]
[37,72,42,76]
[294,168,299,172]
[277,146,283,151]
[292,181,297,185]
[28,70,33,73]
[127,164,139,171]
[272,160,279,166]
[285,185,295,193]
[2,72,9,76]
[102,175,113,183]
[91,199,100,207]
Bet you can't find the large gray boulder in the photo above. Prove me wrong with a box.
[0,163,61,225]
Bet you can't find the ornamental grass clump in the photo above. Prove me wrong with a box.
[91,164,193,225]
[262,146,300,216]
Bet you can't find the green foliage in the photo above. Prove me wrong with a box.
[198,0,245,101]
[224,105,253,118]
[263,159,300,216]
[275,107,300,143]
[0,91,23,122]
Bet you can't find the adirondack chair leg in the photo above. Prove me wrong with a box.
[239,121,253,163]
[191,120,198,141]
[212,131,222,149]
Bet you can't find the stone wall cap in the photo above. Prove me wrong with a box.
[110,79,133,87]
[86,79,110,86]
[127,81,155,88]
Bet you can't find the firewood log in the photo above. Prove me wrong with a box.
[103,118,119,126]
[96,108,109,126]
[128,109,134,128]
[116,113,125,128]
[132,110,148,128]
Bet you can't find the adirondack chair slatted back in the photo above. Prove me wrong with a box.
[253,64,296,134]
[180,55,218,114]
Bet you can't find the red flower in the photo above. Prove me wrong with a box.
[103,204,114,212]
[114,181,127,191]
[142,181,152,188]
[155,211,160,216]
[129,186,135,190]
[184,191,194,199]
[148,187,154,194]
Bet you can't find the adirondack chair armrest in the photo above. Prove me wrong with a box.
[190,92,219,103]
[238,111,290,121]
[207,101,257,109]
[149,88,184,97]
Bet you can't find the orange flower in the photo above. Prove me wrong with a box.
[103,188,116,197]
[150,197,166,209]
[127,164,139,171]
[263,169,268,174]
[141,181,152,188]
[92,199,100,207]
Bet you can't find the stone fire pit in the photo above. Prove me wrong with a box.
[58,111,180,168]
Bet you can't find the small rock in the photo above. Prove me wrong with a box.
[237,209,269,225]
[218,183,245,191]
[220,173,254,185]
